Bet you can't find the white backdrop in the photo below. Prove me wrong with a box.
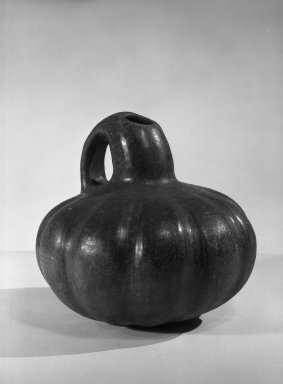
[2,0,283,254]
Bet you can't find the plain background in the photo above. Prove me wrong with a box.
[2,0,283,254]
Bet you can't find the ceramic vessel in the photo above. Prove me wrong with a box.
[36,112,256,327]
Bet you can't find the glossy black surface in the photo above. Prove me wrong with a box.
[36,112,257,327]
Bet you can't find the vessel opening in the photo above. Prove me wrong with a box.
[125,115,154,126]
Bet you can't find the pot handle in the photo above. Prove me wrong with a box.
[80,112,175,192]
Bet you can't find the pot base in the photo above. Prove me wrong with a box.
[127,317,202,333]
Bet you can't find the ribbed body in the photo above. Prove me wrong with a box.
[36,180,256,326]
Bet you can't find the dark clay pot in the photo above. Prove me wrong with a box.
[36,112,256,327]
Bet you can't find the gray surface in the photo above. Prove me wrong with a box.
[0,252,282,383]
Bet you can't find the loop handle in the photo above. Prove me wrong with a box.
[80,112,175,192]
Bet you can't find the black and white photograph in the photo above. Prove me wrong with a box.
[1,0,283,383]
